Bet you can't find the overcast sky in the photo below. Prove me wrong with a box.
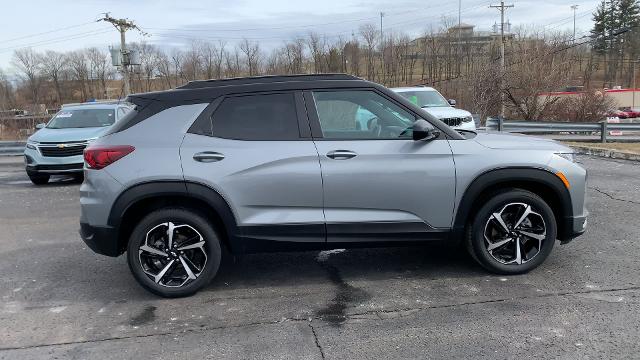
[0,0,600,77]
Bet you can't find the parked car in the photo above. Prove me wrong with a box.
[24,101,133,185]
[391,86,476,131]
[79,74,587,297]
[619,107,640,119]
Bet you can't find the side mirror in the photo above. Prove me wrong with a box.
[448,99,457,107]
[35,123,46,129]
[412,119,440,141]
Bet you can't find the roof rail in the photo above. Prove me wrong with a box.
[61,100,125,108]
[177,73,360,90]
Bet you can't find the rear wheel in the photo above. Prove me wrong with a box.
[466,189,557,274]
[27,173,50,185]
[127,208,222,297]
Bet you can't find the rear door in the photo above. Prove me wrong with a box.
[304,89,456,243]
[180,91,325,244]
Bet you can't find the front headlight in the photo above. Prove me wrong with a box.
[555,152,576,162]
[463,116,473,123]
[26,140,38,150]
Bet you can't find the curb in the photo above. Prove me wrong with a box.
[570,145,640,162]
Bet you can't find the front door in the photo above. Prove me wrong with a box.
[304,89,456,242]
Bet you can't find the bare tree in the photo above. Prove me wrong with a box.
[307,32,327,73]
[170,49,185,86]
[11,48,42,104]
[503,30,572,120]
[224,47,242,77]
[86,47,110,98]
[67,50,91,100]
[284,38,305,74]
[0,69,15,110]
[359,24,378,81]
[130,42,159,92]
[545,90,616,122]
[182,42,201,81]
[40,50,67,105]
[155,50,174,89]
[239,39,261,76]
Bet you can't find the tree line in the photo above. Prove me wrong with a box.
[1,7,639,121]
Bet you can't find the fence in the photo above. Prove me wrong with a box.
[0,116,50,140]
[485,118,640,143]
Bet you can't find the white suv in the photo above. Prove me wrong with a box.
[392,86,476,131]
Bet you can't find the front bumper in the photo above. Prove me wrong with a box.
[560,212,588,244]
[24,146,84,175]
[453,121,476,131]
[79,222,120,257]
[26,162,83,174]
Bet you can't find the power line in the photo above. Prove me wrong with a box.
[0,28,113,53]
[0,21,98,45]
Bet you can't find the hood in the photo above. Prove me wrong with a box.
[423,106,471,119]
[28,126,109,143]
[474,131,573,152]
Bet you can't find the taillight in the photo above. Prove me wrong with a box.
[84,145,135,170]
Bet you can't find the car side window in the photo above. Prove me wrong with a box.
[312,90,416,139]
[210,93,300,140]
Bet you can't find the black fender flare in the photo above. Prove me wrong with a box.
[452,167,573,239]
[108,181,242,253]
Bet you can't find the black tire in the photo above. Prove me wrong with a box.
[465,189,557,275]
[127,208,222,298]
[28,173,50,185]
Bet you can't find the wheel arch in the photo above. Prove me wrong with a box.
[452,167,574,241]
[109,181,242,255]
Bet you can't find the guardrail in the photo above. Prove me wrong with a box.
[485,118,640,143]
[0,116,50,140]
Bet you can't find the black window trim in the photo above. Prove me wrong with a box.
[188,90,310,141]
[303,88,447,141]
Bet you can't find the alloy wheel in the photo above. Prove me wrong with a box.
[138,221,208,287]
[483,202,547,265]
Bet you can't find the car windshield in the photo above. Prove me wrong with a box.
[397,90,450,108]
[47,109,116,129]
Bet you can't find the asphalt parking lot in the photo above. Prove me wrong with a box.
[0,155,639,359]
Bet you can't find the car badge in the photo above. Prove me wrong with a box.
[57,144,66,149]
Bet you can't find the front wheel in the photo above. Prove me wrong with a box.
[127,208,222,297]
[466,189,557,275]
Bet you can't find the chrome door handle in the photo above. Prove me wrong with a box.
[193,152,225,163]
[326,150,357,160]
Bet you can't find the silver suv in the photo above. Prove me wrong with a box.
[392,86,476,131]
[79,74,588,297]
[25,101,133,184]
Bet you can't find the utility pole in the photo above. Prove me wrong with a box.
[380,11,385,84]
[458,0,462,76]
[99,13,146,96]
[490,1,514,119]
[571,5,579,42]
